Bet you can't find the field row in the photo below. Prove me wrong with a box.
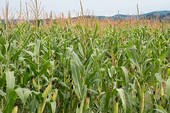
[0,23,170,113]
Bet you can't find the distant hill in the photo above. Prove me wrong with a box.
[111,11,170,20]
[76,10,170,21]
[141,11,170,19]
[1,11,170,23]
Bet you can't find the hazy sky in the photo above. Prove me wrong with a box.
[1,0,170,17]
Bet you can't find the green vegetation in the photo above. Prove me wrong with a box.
[0,22,170,113]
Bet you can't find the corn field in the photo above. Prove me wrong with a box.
[0,20,170,113]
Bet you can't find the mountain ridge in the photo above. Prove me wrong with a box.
[75,10,170,20]
[1,10,170,22]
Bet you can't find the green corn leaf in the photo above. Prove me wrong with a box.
[0,90,6,97]
[121,66,129,84]
[71,59,82,99]
[76,86,87,113]
[154,104,167,113]
[3,71,17,113]
[24,50,34,57]
[34,40,41,57]
[76,98,85,113]
[29,96,39,113]
[37,101,46,113]
[6,71,15,90]
[3,90,17,113]
[78,43,84,58]
[155,73,162,83]
[70,51,83,99]
[15,88,31,105]
[117,88,126,112]
[166,76,170,98]
[154,109,167,113]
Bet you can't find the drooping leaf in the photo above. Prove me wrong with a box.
[78,43,84,58]
[117,88,126,112]
[70,51,83,99]
[166,76,170,97]
[155,73,162,83]
[121,66,129,84]
[0,90,6,97]
[15,88,31,105]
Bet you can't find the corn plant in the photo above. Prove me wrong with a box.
[0,20,170,113]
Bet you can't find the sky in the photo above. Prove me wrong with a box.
[0,0,170,18]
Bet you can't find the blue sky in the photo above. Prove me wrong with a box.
[1,0,170,17]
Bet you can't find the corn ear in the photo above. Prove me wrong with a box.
[161,84,164,96]
[114,102,118,113]
[161,83,165,104]
[84,97,90,110]
[12,106,18,113]
[32,78,37,87]
[52,88,58,102]
[42,82,52,99]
